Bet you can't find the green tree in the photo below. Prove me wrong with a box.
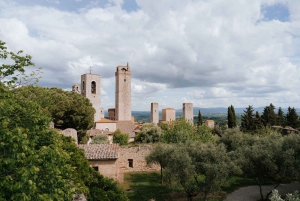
[162,118,197,143]
[146,144,174,184]
[13,86,95,143]
[277,107,286,127]
[0,40,41,87]
[135,123,162,143]
[240,105,255,132]
[197,110,203,126]
[113,129,129,145]
[261,103,277,127]
[196,124,215,143]
[254,111,263,131]
[286,107,300,129]
[90,134,109,144]
[228,105,237,128]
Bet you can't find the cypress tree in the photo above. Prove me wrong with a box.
[197,110,203,126]
[228,106,234,128]
[230,105,237,127]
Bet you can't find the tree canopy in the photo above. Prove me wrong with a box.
[13,86,95,143]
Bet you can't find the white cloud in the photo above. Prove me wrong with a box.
[0,0,299,111]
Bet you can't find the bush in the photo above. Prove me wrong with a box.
[91,134,109,144]
[113,129,129,145]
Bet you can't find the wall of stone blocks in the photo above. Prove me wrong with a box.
[59,128,78,145]
[89,160,119,181]
[151,103,159,124]
[183,103,194,124]
[162,108,176,122]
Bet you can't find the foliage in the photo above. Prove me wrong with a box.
[87,170,128,201]
[197,110,203,126]
[196,124,215,143]
[261,103,277,127]
[270,189,300,201]
[240,105,255,132]
[12,86,95,143]
[113,129,129,145]
[90,134,109,144]
[286,107,300,129]
[146,144,174,184]
[0,40,41,87]
[277,107,286,127]
[135,123,162,143]
[161,118,197,143]
[227,105,237,128]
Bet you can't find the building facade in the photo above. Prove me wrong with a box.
[183,103,194,124]
[151,102,159,124]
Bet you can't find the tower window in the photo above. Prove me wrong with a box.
[91,81,96,94]
[93,166,99,171]
[124,79,126,82]
[82,81,85,91]
[128,159,133,168]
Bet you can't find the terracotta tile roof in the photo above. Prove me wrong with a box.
[78,144,119,160]
[116,121,137,138]
[95,118,116,123]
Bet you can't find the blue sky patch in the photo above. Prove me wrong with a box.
[261,3,290,22]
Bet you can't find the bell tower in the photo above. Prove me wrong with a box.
[115,62,132,121]
[81,72,103,122]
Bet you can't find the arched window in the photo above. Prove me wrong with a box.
[91,81,96,94]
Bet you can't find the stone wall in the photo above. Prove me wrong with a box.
[89,160,119,181]
[59,128,78,145]
[151,102,159,124]
[183,103,193,124]
[162,108,176,122]
[117,145,160,182]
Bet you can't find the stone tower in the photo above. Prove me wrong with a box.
[115,63,132,121]
[162,108,176,122]
[81,73,103,122]
[151,103,159,124]
[183,103,193,124]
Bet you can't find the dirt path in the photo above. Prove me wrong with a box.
[224,182,300,201]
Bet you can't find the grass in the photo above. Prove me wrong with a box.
[120,172,258,201]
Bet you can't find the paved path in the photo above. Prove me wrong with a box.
[224,182,300,201]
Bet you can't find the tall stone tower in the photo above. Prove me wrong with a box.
[183,103,193,124]
[151,103,159,124]
[81,73,103,122]
[115,63,132,121]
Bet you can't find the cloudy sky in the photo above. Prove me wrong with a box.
[0,0,299,111]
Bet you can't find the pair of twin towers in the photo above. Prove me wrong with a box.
[72,63,132,122]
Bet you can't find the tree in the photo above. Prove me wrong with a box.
[253,111,263,131]
[277,107,286,127]
[135,123,162,143]
[270,189,300,201]
[197,110,203,126]
[162,118,197,143]
[113,129,129,145]
[228,105,237,128]
[261,103,277,127]
[146,144,174,184]
[13,86,95,143]
[286,107,300,129]
[90,134,109,144]
[0,40,41,87]
[240,105,255,132]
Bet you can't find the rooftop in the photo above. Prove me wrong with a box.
[78,144,119,160]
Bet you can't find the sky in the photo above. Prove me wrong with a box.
[0,0,299,111]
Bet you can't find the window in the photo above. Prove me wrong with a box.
[124,79,126,82]
[91,81,96,94]
[82,81,85,91]
[128,159,133,168]
[92,166,99,171]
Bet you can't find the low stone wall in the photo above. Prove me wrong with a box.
[89,160,119,181]
[117,145,160,182]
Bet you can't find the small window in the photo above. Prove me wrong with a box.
[93,166,99,171]
[82,81,85,91]
[124,79,126,82]
[128,159,133,168]
[91,81,96,94]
